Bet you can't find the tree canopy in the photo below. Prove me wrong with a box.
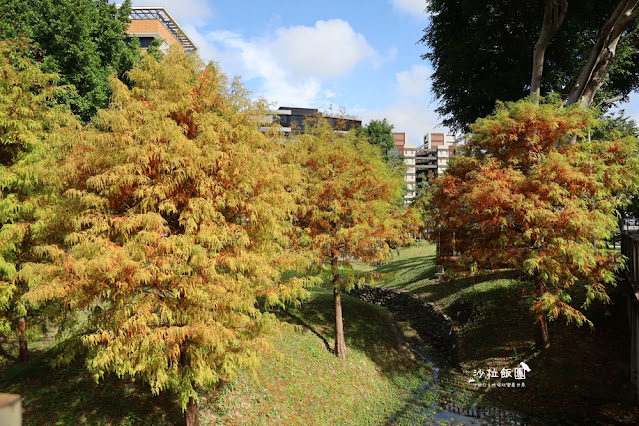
[20,47,310,425]
[283,121,414,359]
[0,0,141,122]
[357,118,396,160]
[0,39,79,362]
[422,0,639,132]
[425,97,639,349]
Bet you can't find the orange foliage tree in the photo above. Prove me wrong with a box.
[21,48,310,426]
[283,120,415,359]
[426,98,639,349]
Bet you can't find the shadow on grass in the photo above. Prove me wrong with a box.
[405,268,521,305]
[358,242,639,423]
[282,288,420,380]
[0,343,17,362]
[0,351,183,425]
[276,308,333,354]
[374,255,430,276]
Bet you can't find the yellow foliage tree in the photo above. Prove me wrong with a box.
[0,39,79,363]
[22,47,309,425]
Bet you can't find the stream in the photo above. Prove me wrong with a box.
[348,285,526,425]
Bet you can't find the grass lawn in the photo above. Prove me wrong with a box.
[200,288,431,425]
[0,343,184,425]
[365,241,639,424]
[0,288,429,425]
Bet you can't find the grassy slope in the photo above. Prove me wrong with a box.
[201,288,427,425]
[365,241,639,424]
[0,288,427,425]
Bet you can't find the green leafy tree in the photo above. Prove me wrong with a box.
[357,118,396,159]
[422,0,639,131]
[426,97,639,349]
[21,47,309,425]
[0,0,141,122]
[0,39,79,363]
[284,121,414,359]
[591,110,639,140]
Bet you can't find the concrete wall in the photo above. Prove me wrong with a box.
[0,394,21,426]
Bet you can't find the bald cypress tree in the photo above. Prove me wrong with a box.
[0,39,79,363]
[283,121,414,359]
[22,47,309,425]
[426,98,639,349]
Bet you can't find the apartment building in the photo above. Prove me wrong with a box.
[393,132,406,156]
[126,6,197,53]
[389,132,457,204]
[424,133,457,177]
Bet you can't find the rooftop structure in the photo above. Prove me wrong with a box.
[262,106,362,134]
[127,6,197,53]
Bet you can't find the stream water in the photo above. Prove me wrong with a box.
[349,286,526,425]
[389,340,526,425]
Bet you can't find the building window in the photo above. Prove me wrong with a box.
[138,37,156,49]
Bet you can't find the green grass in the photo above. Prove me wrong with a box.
[4,240,637,424]
[0,352,183,425]
[201,288,430,425]
[0,288,430,425]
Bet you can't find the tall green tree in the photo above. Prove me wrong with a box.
[422,0,639,132]
[284,121,414,359]
[21,47,310,426]
[0,0,141,122]
[426,97,639,349]
[0,39,79,362]
[357,118,396,160]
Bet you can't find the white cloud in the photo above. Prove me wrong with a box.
[203,30,327,107]
[180,25,221,63]
[270,19,378,79]
[130,0,213,24]
[396,65,431,98]
[361,100,449,147]
[390,0,428,18]
[201,20,379,107]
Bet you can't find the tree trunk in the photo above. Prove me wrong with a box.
[184,396,200,426]
[535,314,550,350]
[17,317,29,363]
[332,257,347,359]
[531,0,568,101]
[567,0,639,107]
[534,277,551,350]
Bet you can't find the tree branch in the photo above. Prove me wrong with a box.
[567,0,639,107]
[531,0,569,101]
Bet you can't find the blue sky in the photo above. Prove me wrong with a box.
[126,0,639,146]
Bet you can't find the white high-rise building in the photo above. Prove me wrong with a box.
[389,132,458,204]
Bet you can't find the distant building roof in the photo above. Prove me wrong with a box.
[129,6,197,52]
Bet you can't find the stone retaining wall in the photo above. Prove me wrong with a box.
[348,285,461,366]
